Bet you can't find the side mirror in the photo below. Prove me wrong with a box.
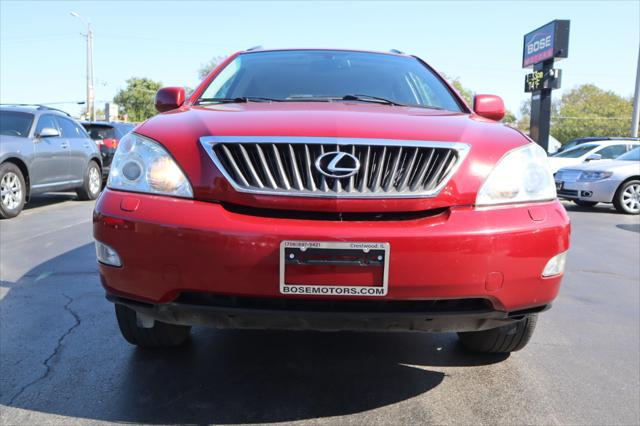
[585,153,602,162]
[155,87,185,113]
[37,127,60,138]
[473,94,505,121]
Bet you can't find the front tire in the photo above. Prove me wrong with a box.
[0,163,26,219]
[573,200,598,207]
[613,180,640,215]
[76,161,102,201]
[115,304,191,348]
[458,314,538,354]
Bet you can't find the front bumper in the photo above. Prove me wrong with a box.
[108,293,549,332]
[94,189,570,324]
[556,178,621,203]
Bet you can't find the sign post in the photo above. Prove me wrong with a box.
[523,20,570,152]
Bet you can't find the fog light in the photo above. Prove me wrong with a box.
[95,240,122,267]
[542,252,567,277]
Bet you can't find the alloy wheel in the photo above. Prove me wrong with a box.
[622,183,640,213]
[89,166,101,195]
[0,172,22,210]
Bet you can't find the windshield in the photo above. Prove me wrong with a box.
[553,144,598,158]
[0,111,34,137]
[198,50,463,111]
[616,147,640,161]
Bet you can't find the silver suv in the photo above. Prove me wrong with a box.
[0,105,102,218]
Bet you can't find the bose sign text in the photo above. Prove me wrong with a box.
[522,20,570,68]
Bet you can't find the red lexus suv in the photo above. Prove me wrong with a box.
[94,49,570,353]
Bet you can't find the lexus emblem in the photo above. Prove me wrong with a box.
[315,151,361,178]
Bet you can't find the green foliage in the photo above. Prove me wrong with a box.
[551,84,633,143]
[502,109,517,126]
[448,77,473,106]
[198,56,227,80]
[445,75,516,124]
[113,77,162,122]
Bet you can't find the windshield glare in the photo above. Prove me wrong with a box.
[198,50,463,111]
[0,111,34,137]
[616,147,640,161]
[553,145,598,158]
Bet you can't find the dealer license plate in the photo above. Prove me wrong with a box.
[280,241,389,297]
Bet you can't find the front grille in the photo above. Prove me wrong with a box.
[558,189,578,197]
[554,169,581,182]
[200,136,469,198]
[222,202,449,221]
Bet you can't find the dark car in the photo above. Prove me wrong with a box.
[82,122,135,178]
[557,136,640,153]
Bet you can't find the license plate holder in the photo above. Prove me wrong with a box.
[280,241,389,297]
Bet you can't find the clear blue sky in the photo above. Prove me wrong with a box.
[1,0,638,117]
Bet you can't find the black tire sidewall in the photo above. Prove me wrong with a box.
[78,161,101,200]
[614,180,640,215]
[0,163,26,219]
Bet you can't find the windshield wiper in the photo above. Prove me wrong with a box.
[197,97,281,104]
[341,94,406,106]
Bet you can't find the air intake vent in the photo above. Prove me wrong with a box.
[200,136,469,198]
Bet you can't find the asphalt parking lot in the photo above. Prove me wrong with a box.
[0,194,638,425]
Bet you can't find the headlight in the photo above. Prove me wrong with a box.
[578,171,613,182]
[107,133,193,198]
[476,143,555,206]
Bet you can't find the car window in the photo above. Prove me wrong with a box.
[85,125,117,140]
[553,145,597,158]
[617,147,640,161]
[35,114,59,136]
[596,144,628,159]
[198,50,464,112]
[114,123,135,137]
[56,117,86,138]
[0,111,34,137]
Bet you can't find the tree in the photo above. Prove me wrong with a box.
[198,56,227,80]
[447,77,473,106]
[445,75,516,124]
[113,78,162,122]
[551,84,633,143]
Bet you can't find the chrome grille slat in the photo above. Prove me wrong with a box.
[303,144,317,191]
[220,145,250,187]
[238,144,264,188]
[288,144,304,190]
[410,149,434,191]
[271,145,291,190]
[204,137,469,198]
[255,144,278,189]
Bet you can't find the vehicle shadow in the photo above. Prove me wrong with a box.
[23,192,79,210]
[2,243,507,424]
[616,223,640,233]
[561,202,619,215]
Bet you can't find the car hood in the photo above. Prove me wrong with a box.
[558,159,640,173]
[135,102,529,211]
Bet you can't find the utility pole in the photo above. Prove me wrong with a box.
[631,43,640,138]
[70,12,95,121]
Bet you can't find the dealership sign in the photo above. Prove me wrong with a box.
[522,20,570,68]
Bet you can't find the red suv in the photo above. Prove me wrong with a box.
[94,49,570,354]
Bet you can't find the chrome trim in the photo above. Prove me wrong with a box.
[31,179,83,189]
[199,136,470,198]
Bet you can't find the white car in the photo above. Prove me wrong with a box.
[548,140,639,174]
[555,147,640,214]
[547,135,562,154]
